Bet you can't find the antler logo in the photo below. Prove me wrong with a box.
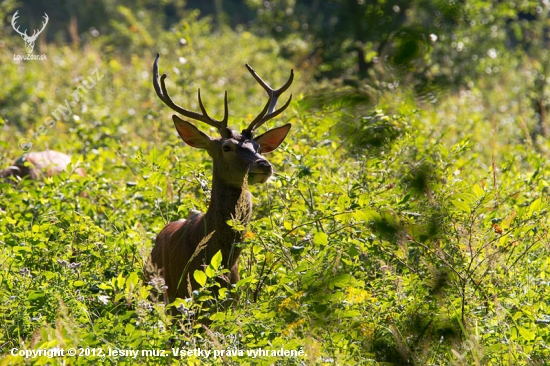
[11,10,49,54]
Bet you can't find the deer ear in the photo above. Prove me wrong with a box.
[254,123,291,153]
[172,115,212,149]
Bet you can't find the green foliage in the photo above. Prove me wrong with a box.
[246,0,466,84]
[2,3,550,365]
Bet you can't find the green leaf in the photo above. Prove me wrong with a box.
[126,272,139,288]
[210,312,226,321]
[352,210,368,222]
[211,250,223,270]
[397,193,411,205]
[528,198,542,217]
[518,327,535,341]
[125,323,135,335]
[13,246,32,253]
[117,273,125,289]
[235,276,254,289]
[451,199,470,213]
[341,310,362,318]
[472,184,485,198]
[205,265,215,278]
[451,193,476,202]
[314,232,328,245]
[27,291,45,301]
[226,219,245,231]
[331,332,345,342]
[194,270,207,287]
[337,195,350,209]
[363,209,382,221]
[329,274,355,289]
[43,271,57,280]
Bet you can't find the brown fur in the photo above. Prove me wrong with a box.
[1,150,85,180]
[151,182,250,301]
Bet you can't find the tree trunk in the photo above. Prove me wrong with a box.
[214,0,224,33]
[536,98,548,138]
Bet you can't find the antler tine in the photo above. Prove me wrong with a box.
[11,10,18,25]
[244,64,294,134]
[152,54,165,102]
[222,90,229,128]
[39,13,49,31]
[153,53,228,132]
[196,88,221,129]
[28,13,48,40]
[11,10,28,37]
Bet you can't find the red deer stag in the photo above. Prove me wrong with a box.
[149,54,293,303]
[1,150,85,180]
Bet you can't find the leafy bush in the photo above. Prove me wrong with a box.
[1,9,550,366]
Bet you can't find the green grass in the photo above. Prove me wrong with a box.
[1,19,550,365]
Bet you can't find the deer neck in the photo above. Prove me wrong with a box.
[201,174,252,267]
[204,174,252,242]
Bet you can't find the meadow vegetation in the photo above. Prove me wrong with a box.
[1,2,550,365]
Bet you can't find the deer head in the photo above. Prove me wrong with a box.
[153,53,294,188]
[11,10,49,54]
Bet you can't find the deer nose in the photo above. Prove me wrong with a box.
[256,159,272,173]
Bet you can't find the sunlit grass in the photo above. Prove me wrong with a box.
[1,17,550,365]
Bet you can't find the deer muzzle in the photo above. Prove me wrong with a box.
[248,159,273,184]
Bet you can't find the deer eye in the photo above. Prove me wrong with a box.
[222,145,231,152]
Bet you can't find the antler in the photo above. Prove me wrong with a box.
[153,53,230,137]
[30,13,49,40]
[11,11,48,41]
[242,64,294,136]
[11,11,28,39]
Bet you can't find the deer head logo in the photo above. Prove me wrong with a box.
[11,10,49,54]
